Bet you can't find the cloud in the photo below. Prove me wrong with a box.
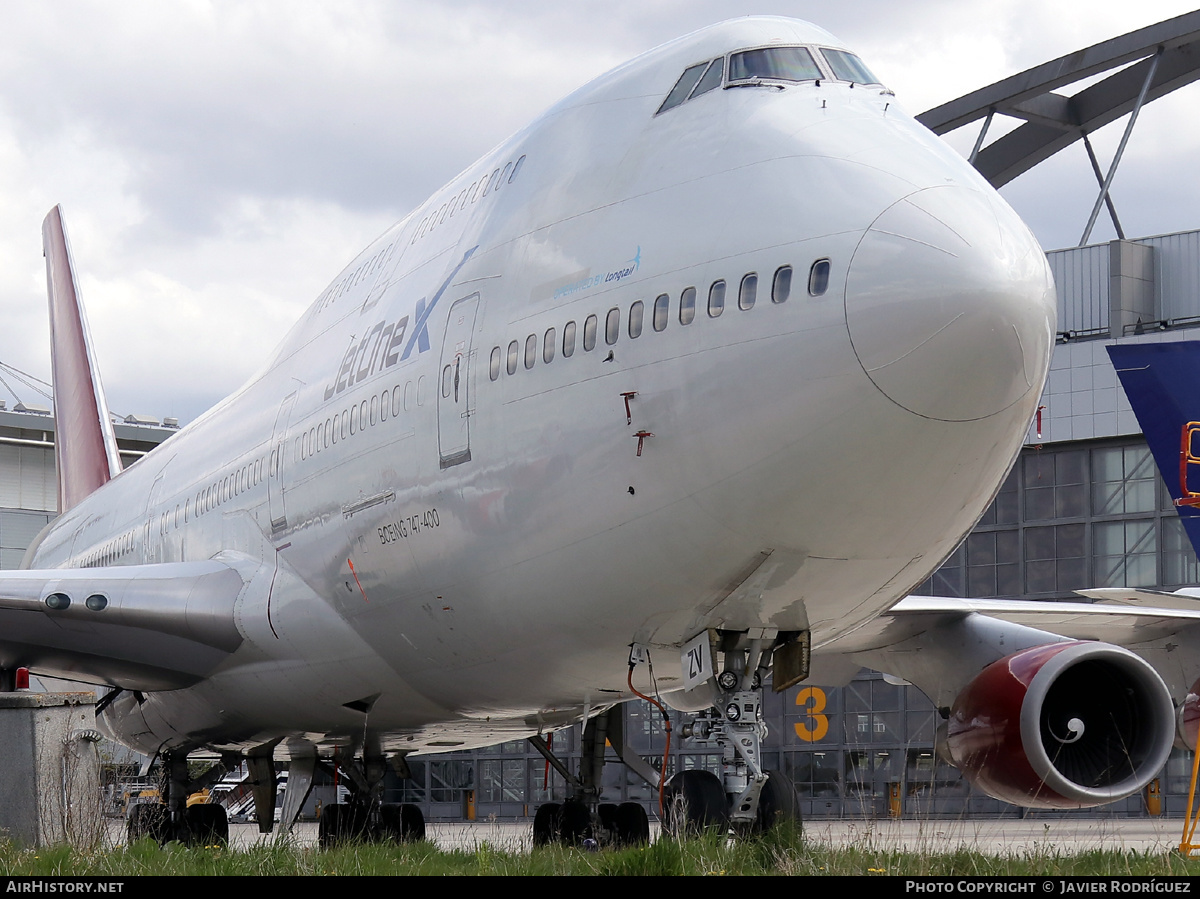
[0,0,1196,422]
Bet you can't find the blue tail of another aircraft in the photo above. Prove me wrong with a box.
[1109,341,1200,558]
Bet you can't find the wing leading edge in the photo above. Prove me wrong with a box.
[0,560,245,692]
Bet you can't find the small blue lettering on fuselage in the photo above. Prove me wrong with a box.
[553,246,642,299]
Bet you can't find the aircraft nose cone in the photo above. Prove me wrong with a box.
[845,185,1055,422]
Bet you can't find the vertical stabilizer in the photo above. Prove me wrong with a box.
[1109,341,1200,559]
[42,205,121,512]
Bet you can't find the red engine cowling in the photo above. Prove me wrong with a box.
[943,641,1175,808]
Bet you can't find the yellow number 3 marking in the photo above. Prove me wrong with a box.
[794,686,829,742]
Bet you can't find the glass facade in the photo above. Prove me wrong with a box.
[915,438,1194,599]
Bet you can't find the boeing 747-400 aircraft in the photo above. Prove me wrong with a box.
[6,17,1194,845]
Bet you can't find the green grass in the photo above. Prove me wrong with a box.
[4,826,1200,876]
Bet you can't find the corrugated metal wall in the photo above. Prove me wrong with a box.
[0,445,55,512]
[1049,229,1200,333]
[1047,243,1109,334]
[1139,229,1200,322]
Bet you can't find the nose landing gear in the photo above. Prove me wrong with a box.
[671,631,804,835]
[527,631,805,845]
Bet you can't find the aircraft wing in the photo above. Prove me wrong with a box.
[0,560,245,692]
[826,593,1200,701]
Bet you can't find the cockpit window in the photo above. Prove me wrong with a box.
[657,62,709,114]
[821,49,881,85]
[729,47,821,84]
[689,58,724,100]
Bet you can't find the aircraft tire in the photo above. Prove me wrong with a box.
[126,802,169,845]
[558,798,592,845]
[381,802,426,842]
[755,770,801,834]
[399,803,426,841]
[318,803,367,847]
[597,802,618,836]
[663,770,728,835]
[532,802,562,847]
[614,801,650,846]
[184,803,229,846]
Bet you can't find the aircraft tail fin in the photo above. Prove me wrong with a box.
[41,205,121,512]
[1108,341,1200,558]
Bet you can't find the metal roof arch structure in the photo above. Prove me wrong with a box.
[918,10,1200,246]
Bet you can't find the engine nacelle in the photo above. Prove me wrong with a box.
[1177,680,1200,751]
[943,641,1174,808]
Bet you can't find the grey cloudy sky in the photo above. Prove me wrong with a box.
[0,0,1197,424]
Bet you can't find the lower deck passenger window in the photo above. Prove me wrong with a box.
[809,259,831,296]
[708,280,726,317]
[772,266,792,303]
[680,287,696,324]
[653,294,669,331]
[739,273,757,310]
[606,308,620,345]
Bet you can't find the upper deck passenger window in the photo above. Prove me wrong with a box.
[729,47,821,84]
[820,49,881,85]
[657,61,710,115]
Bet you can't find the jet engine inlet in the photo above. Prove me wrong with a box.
[943,641,1174,808]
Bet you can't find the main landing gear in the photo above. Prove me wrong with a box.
[125,744,426,849]
[315,752,425,848]
[126,751,237,846]
[528,705,656,848]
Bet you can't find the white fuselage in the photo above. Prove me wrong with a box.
[29,18,1055,757]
